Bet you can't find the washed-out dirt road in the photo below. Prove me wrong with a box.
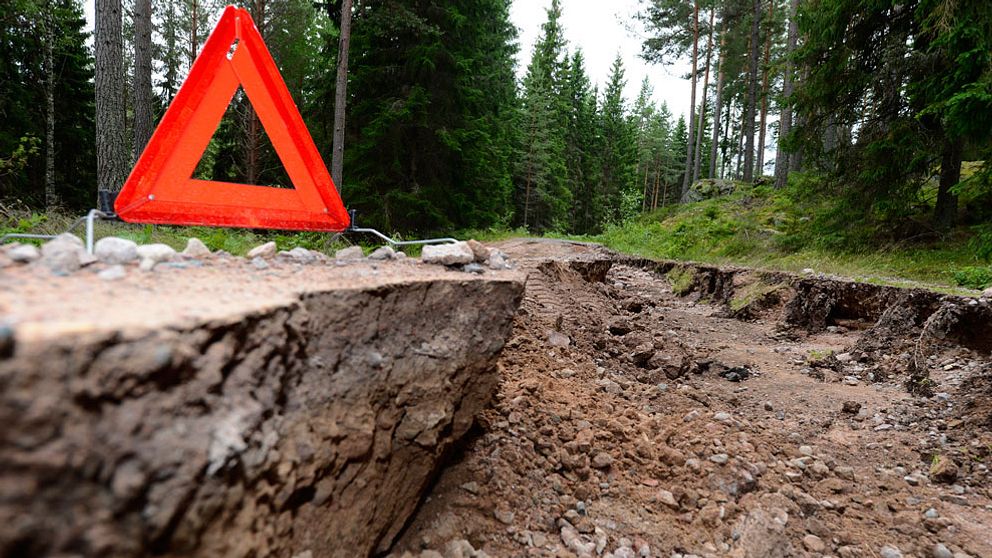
[391,239,992,558]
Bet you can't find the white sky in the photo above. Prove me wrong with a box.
[84,0,693,121]
[510,0,692,121]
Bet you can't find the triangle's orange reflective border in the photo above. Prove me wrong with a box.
[115,5,350,232]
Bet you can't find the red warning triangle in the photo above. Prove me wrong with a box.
[115,5,350,231]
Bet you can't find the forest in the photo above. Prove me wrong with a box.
[1,0,991,260]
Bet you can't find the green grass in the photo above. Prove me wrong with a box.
[567,182,991,294]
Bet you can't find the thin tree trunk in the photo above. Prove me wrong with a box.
[190,0,198,65]
[722,95,732,178]
[736,102,745,178]
[680,0,700,200]
[642,163,650,212]
[331,0,354,188]
[755,0,773,178]
[709,29,725,180]
[164,0,178,101]
[95,0,128,207]
[651,157,661,210]
[133,0,153,160]
[44,2,57,209]
[775,0,799,188]
[933,138,962,231]
[742,0,762,182]
[693,8,715,183]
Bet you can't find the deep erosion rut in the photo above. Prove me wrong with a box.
[390,239,992,558]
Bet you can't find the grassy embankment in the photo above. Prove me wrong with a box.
[566,180,992,294]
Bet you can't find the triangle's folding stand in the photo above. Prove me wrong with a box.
[115,5,350,231]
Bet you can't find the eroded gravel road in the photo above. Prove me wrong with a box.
[390,239,992,558]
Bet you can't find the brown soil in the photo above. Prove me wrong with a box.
[389,239,992,558]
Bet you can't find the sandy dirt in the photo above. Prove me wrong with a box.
[390,239,992,558]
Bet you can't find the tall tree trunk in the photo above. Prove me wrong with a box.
[755,0,774,178]
[95,0,128,208]
[163,0,179,101]
[244,0,267,184]
[742,0,762,183]
[190,0,198,65]
[331,0,354,188]
[641,163,650,212]
[736,102,745,178]
[933,138,962,231]
[44,2,57,209]
[693,8,715,183]
[722,94,733,178]
[680,0,699,201]
[775,0,799,188]
[133,0,153,160]
[709,29,726,180]
[651,157,661,210]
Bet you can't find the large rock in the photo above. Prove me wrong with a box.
[7,244,40,264]
[40,233,88,275]
[95,237,139,264]
[335,246,364,261]
[421,242,474,266]
[247,241,277,259]
[137,243,177,270]
[182,238,212,258]
[0,265,523,558]
[682,179,739,203]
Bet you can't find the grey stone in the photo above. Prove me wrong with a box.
[493,509,515,525]
[803,534,826,553]
[251,257,269,270]
[7,244,40,263]
[880,545,903,558]
[932,543,953,558]
[247,241,277,259]
[463,263,485,274]
[487,249,512,270]
[136,244,177,270]
[41,234,86,275]
[713,412,733,423]
[547,330,571,347]
[282,247,317,264]
[95,237,139,264]
[182,238,212,258]
[98,265,127,281]
[657,489,678,509]
[982,287,992,299]
[335,246,364,261]
[421,242,474,266]
[368,246,396,260]
[710,453,729,465]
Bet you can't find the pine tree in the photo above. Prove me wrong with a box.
[563,50,602,233]
[599,55,637,224]
[95,0,128,205]
[344,0,520,233]
[0,0,95,209]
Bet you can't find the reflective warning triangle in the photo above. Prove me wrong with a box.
[115,5,350,232]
